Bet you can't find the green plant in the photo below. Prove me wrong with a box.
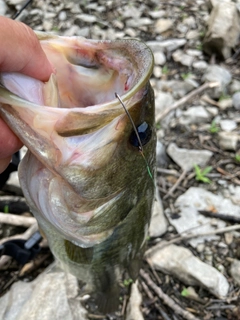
[3,205,9,213]
[194,164,212,183]
[181,288,190,297]
[123,278,133,286]
[219,93,231,101]
[196,43,202,51]
[181,72,192,80]
[209,120,220,133]
[162,65,169,75]
[235,154,240,162]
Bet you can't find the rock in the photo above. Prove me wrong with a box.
[147,244,229,298]
[219,119,237,132]
[218,132,239,151]
[186,30,199,39]
[126,282,144,320]
[167,143,213,171]
[149,10,165,19]
[153,66,162,78]
[229,80,240,94]
[218,98,233,110]
[0,266,88,320]
[202,65,232,99]
[156,140,170,168]
[0,0,7,15]
[166,187,240,247]
[75,13,97,24]
[186,49,202,57]
[203,1,240,59]
[156,80,197,99]
[172,50,194,67]
[230,260,240,286]
[149,198,168,238]
[179,106,211,125]
[232,92,240,110]
[155,19,173,33]
[155,91,175,116]
[193,61,208,70]
[147,39,187,53]
[153,52,166,66]
[126,18,152,28]
[58,11,67,21]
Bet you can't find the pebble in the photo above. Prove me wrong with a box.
[58,11,67,21]
[229,80,240,94]
[230,259,240,286]
[219,119,237,132]
[179,106,211,125]
[167,142,213,171]
[172,50,194,67]
[147,39,187,52]
[218,98,233,110]
[155,19,173,33]
[153,51,166,66]
[126,17,152,28]
[232,92,240,110]
[149,198,168,238]
[75,13,97,23]
[193,60,208,70]
[218,132,239,151]
[153,66,162,78]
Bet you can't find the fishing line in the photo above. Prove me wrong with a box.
[115,92,153,181]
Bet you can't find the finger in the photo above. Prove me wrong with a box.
[0,17,53,81]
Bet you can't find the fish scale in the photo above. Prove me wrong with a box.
[0,32,156,313]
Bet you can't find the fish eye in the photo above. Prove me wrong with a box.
[129,122,152,148]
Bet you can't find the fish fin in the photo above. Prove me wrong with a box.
[94,286,120,314]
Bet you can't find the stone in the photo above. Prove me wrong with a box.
[126,18,152,28]
[230,259,240,286]
[147,244,229,298]
[179,106,211,125]
[229,80,240,94]
[149,198,168,238]
[155,91,175,116]
[167,143,213,171]
[232,92,240,110]
[218,98,233,110]
[219,120,237,132]
[218,132,239,151]
[186,30,199,39]
[153,52,166,66]
[75,13,97,24]
[147,39,187,53]
[155,19,173,34]
[172,50,194,67]
[153,66,162,78]
[203,2,240,59]
[126,282,144,320]
[186,49,203,57]
[202,65,232,99]
[58,11,67,21]
[156,140,170,168]
[0,266,88,320]
[156,80,197,99]
[193,61,208,70]
[149,10,166,19]
[166,187,240,247]
[0,0,7,15]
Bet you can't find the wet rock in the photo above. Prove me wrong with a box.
[149,198,168,238]
[147,39,187,53]
[155,19,173,34]
[219,119,237,132]
[218,132,239,151]
[153,52,166,66]
[167,143,213,171]
[203,1,240,59]
[0,266,88,320]
[148,244,229,298]
[202,65,232,98]
[166,187,240,247]
[232,92,240,110]
[230,259,240,286]
[179,106,211,125]
[172,50,194,67]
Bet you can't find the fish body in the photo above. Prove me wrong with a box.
[0,33,155,312]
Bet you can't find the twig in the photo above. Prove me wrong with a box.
[0,212,36,227]
[198,210,240,224]
[145,224,240,258]
[140,269,201,320]
[155,81,219,122]
[157,168,180,177]
[163,170,187,199]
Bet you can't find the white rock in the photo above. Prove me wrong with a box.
[154,51,166,66]
[186,49,202,57]
[147,39,187,52]
[229,80,240,94]
[218,98,233,110]
[167,187,240,247]
[193,61,208,70]
[0,0,7,15]
[58,11,67,21]
[0,267,88,320]
[148,244,229,298]
[232,92,240,110]
[155,91,175,116]
[149,198,168,238]
[75,13,97,23]
[126,282,144,320]
[126,18,152,28]
[219,119,237,132]
[179,106,211,125]
[218,132,239,151]
[153,66,162,78]
[186,30,199,39]
[167,143,213,171]
[156,140,169,168]
[172,50,194,67]
[155,19,173,33]
[230,260,240,286]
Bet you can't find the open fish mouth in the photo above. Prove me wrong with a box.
[0,32,155,311]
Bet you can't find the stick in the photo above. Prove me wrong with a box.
[155,81,219,122]
[140,270,201,320]
[163,170,187,199]
[146,224,240,258]
[0,212,36,227]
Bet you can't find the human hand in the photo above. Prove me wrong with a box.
[0,17,53,173]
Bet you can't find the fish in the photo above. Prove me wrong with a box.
[0,32,156,312]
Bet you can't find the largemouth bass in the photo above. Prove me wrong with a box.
[0,32,155,312]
